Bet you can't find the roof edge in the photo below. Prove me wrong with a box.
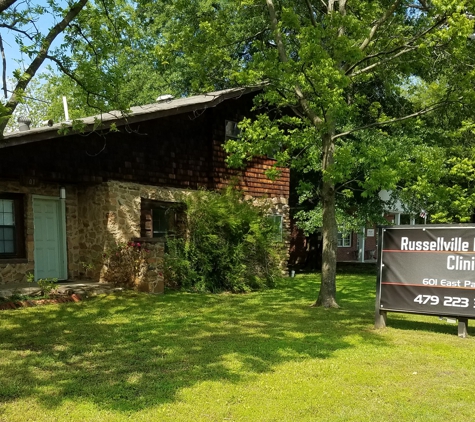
[0,85,263,149]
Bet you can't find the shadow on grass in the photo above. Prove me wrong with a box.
[383,312,475,336]
[0,273,385,413]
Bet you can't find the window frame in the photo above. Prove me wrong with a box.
[268,214,283,242]
[140,199,184,239]
[337,231,351,248]
[0,193,26,259]
[225,120,240,140]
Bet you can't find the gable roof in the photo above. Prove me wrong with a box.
[1,86,262,149]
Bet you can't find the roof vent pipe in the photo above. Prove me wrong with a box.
[156,94,174,102]
[62,96,70,121]
[18,116,31,131]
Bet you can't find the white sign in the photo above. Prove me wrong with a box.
[367,229,375,237]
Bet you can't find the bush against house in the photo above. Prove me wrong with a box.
[164,188,283,293]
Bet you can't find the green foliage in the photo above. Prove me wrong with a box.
[26,272,58,297]
[102,241,151,288]
[132,0,475,304]
[164,188,283,293]
[10,0,475,302]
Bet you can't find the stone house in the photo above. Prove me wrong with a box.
[0,87,290,291]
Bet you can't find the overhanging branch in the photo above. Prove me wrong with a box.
[348,15,447,77]
[45,54,108,101]
[0,0,17,14]
[0,0,89,136]
[349,46,417,78]
[332,102,447,140]
[359,0,402,51]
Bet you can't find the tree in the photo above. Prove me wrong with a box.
[8,0,475,306]
[0,0,90,135]
[5,0,194,127]
[147,0,475,306]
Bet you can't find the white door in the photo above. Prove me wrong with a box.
[33,197,66,280]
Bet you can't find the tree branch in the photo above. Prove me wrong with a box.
[70,23,99,66]
[265,0,323,126]
[45,54,108,101]
[0,23,34,40]
[266,0,287,63]
[348,15,447,77]
[348,46,417,78]
[0,0,89,136]
[332,103,447,140]
[359,0,402,51]
[338,0,347,37]
[345,43,409,76]
[0,35,6,98]
[304,0,317,27]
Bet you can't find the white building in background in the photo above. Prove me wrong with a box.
[379,190,418,225]
[348,190,420,263]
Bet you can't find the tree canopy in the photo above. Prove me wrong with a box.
[0,0,93,134]
[147,0,475,306]
[5,0,475,307]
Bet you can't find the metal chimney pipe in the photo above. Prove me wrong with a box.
[17,116,31,131]
[63,96,70,121]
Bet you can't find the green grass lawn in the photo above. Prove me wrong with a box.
[2,270,475,421]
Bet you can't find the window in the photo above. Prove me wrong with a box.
[225,120,240,139]
[141,199,184,238]
[268,214,283,242]
[225,120,279,160]
[337,232,351,247]
[0,194,25,259]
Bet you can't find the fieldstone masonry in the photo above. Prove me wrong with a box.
[0,179,290,290]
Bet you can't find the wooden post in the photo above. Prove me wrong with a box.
[458,318,469,338]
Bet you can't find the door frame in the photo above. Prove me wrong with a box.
[32,195,68,280]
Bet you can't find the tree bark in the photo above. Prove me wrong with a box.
[313,131,339,308]
[0,0,17,15]
[266,0,336,308]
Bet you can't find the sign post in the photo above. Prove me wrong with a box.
[375,225,475,336]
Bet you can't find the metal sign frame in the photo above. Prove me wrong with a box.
[375,224,475,336]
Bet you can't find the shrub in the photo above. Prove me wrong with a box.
[164,188,283,293]
[26,272,58,297]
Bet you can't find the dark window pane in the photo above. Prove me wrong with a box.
[152,208,168,236]
[0,195,24,258]
[0,199,14,226]
[0,227,15,253]
[268,215,283,242]
[3,240,14,253]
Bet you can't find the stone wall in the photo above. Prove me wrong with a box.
[1,178,290,287]
[76,181,291,289]
[75,181,192,288]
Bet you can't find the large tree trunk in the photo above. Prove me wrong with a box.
[314,131,339,308]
